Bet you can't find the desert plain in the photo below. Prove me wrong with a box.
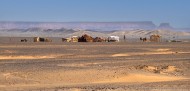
[0,38,190,91]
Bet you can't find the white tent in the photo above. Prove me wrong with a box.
[108,36,120,42]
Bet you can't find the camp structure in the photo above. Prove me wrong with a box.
[71,36,78,42]
[93,37,105,42]
[78,34,94,42]
[62,38,68,42]
[150,34,161,42]
[34,37,52,42]
[62,36,78,42]
[108,36,120,42]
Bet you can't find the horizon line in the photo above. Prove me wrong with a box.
[0,20,156,23]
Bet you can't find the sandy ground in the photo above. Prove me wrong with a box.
[0,40,190,91]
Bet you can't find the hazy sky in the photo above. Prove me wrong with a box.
[0,0,189,28]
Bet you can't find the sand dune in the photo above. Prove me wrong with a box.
[1,69,187,87]
[112,51,175,57]
[0,54,75,60]
[1,50,16,53]
[0,55,56,60]
[155,48,171,52]
[94,73,186,84]
[112,49,190,57]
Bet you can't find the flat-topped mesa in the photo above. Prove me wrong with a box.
[158,23,174,30]
[0,21,156,31]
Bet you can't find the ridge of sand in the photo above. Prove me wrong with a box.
[112,51,190,57]
[0,54,74,60]
[94,73,187,84]
[112,48,190,57]
[1,69,188,87]
[0,55,56,59]
[155,48,171,52]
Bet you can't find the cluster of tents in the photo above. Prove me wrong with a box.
[20,34,161,43]
[62,34,120,42]
[29,34,120,42]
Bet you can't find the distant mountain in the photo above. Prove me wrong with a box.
[0,21,156,31]
[0,28,190,39]
[157,23,174,30]
[0,21,189,39]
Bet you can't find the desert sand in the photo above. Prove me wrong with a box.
[0,39,190,91]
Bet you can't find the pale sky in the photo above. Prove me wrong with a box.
[0,0,190,28]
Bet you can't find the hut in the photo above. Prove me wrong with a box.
[71,36,78,42]
[34,37,52,42]
[93,37,105,42]
[44,38,52,42]
[78,34,94,42]
[150,34,161,42]
[62,36,78,42]
[108,36,120,42]
[34,37,40,42]
[62,38,71,42]
[62,38,68,42]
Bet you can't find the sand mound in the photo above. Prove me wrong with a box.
[2,72,39,86]
[0,55,55,60]
[0,54,73,60]
[2,69,186,87]
[155,48,171,52]
[1,50,16,53]
[112,48,190,57]
[112,51,175,57]
[95,73,185,84]
[161,66,179,73]
[134,65,182,75]
[112,54,131,57]
[141,65,158,72]
[112,51,190,57]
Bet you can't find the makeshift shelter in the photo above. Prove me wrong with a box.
[71,36,78,42]
[93,37,105,42]
[78,34,94,42]
[34,37,52,42]
[62,36,78,42]
[108,36,120,42]
[62,38,68,42]
[150,34,161,42]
